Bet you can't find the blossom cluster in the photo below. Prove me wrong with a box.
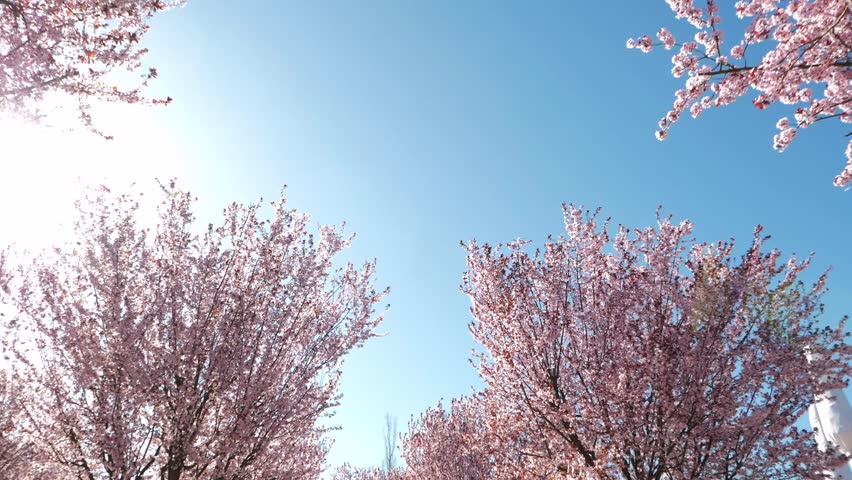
[629,0,852,187]
[331,206,852,479]
[0,0,183,134]
[386,206,848,478]
[0,183,386,478]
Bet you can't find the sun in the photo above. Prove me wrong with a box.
[0,102,189,251]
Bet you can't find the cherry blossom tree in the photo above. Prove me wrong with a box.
[0,0,183,135]
[628,0,852,187]
[401,396,493,480]
[330,464,404,480]
[461,205,852,479]
[0,254,45,479]
[0,247,8,297]
[3,182,387,479]
[0,371,36,479]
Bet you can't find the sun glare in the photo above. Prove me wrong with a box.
[0,102,189,251]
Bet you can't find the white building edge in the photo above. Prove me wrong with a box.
[810,386,852,478]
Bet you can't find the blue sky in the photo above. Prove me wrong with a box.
[3,0,852,473]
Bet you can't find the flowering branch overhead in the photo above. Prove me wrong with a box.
[629,0,852,187]
[0,0,184,135]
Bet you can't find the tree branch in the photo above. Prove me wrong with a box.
[0,70,77,96]
[700,60,852,77]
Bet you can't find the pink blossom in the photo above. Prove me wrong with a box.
[0,0,185,135]
[774,126,798,151]
[657,27,677,49]
[2,182,387,478]
[835,141,852,187]
[629,0,852,187]
[690,102,703,117]
[331,465,405,480]
[0,372,36,478]
[637,35,655,52]
[402,396,494,479]
[460,205,852,477]
[730,43,746,58]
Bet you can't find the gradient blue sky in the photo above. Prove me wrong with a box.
[4,0,852,474]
